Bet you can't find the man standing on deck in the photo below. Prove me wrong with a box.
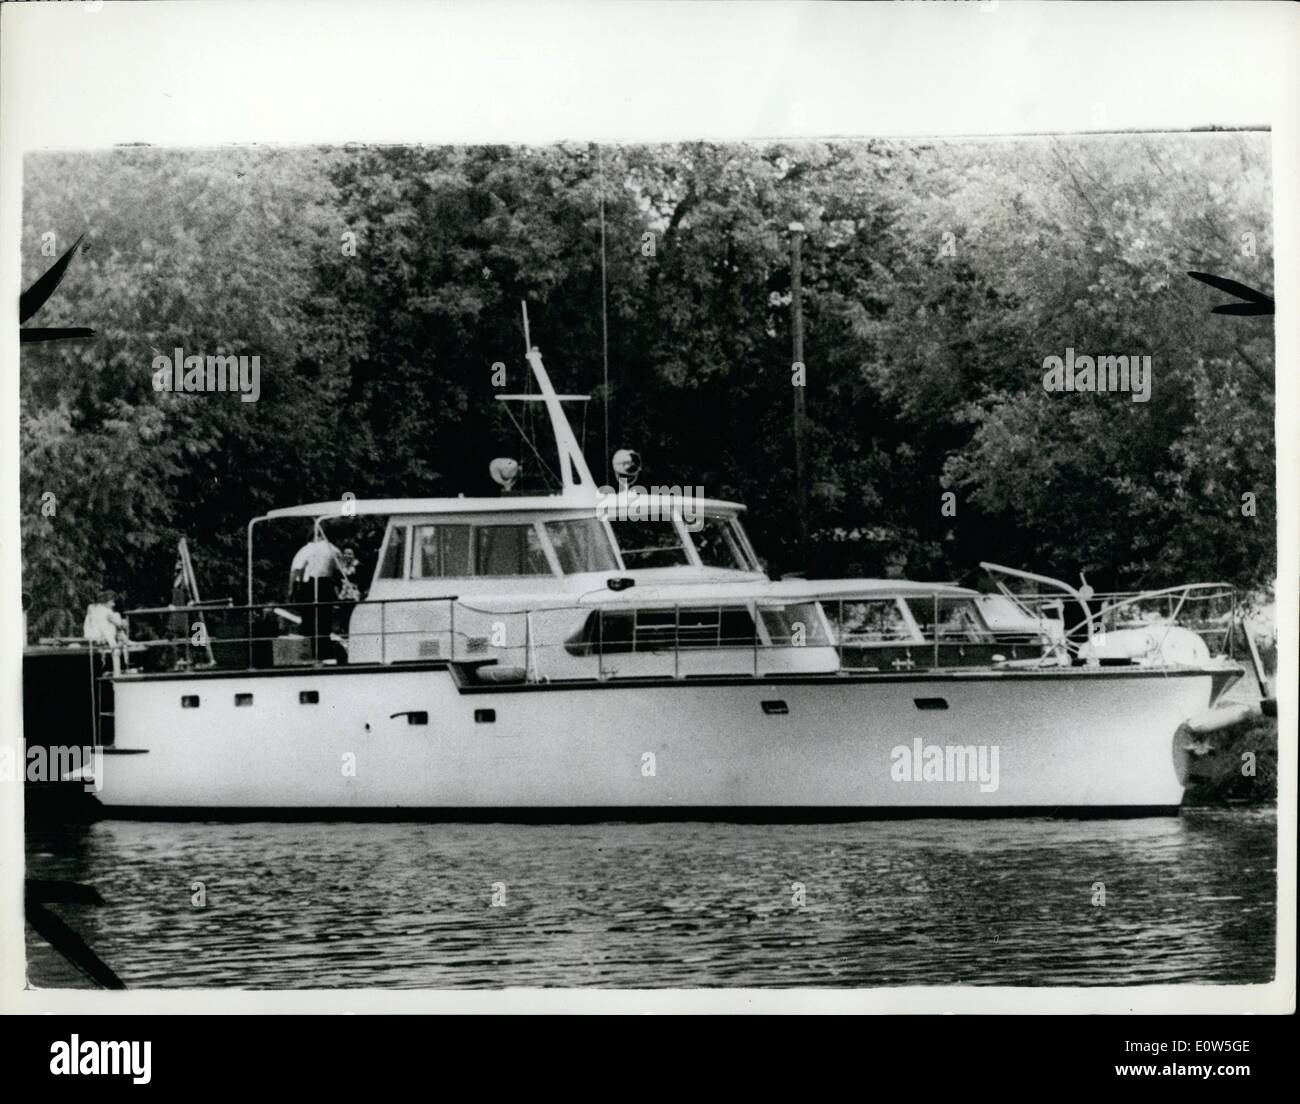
[289,531,342,660]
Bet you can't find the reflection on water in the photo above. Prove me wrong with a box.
[25,810,1275,988]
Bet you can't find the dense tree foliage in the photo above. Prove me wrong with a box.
[19,135,1275,631]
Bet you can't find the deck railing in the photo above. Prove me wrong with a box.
[118,583,1242,684]
[981,583,1240,664]
[122,595,459,672]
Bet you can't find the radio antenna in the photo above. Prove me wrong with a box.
[597,145,610,487]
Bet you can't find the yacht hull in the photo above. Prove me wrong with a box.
[92,664,1216,814]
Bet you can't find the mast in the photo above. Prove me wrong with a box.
[500,303,598,498]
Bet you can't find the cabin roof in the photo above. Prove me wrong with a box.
[597,493,745,514]
[590,578,977,606]
[266,496,596,520]
[452,577,977,610]
[264,493,746,521]
[768,578,976,600]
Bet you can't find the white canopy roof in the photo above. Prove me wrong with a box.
[265,495,598,520]
[263,493,746,521]
[451,576,976,613]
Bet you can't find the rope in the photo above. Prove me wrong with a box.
[503,403,560,490]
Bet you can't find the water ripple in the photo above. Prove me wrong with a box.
[25,810,1275,988]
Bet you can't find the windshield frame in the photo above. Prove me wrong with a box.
[544,517,623,575]
[606,514,694,570]
[688,512,761,573]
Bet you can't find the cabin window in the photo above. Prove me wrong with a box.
[609,519,689,568]
[404,522,552,578]
[682,606,757,648]
[566,606,757,656]
[545,519,619,574]
[692,516,756,571]
[828,599,915,644]
[759,602,831,646]
[904,597,993,643]
[474,523,550,576]
[377,526,408,579]
[412,524,473,578]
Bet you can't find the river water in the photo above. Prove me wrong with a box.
[25,809,1275,988]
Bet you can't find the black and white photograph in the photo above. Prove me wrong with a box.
[1,0,1294,1045]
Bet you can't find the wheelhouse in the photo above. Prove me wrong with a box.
[257,494,765,601]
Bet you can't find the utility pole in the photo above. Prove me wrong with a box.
[789,221,809,566]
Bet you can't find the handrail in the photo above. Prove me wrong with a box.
[126,595,460,619]
[980,569,1237,668]
[1052,583,1234,641]
[980,562,1098,664]
[126,599,234,614]
[116,583,1239,683]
